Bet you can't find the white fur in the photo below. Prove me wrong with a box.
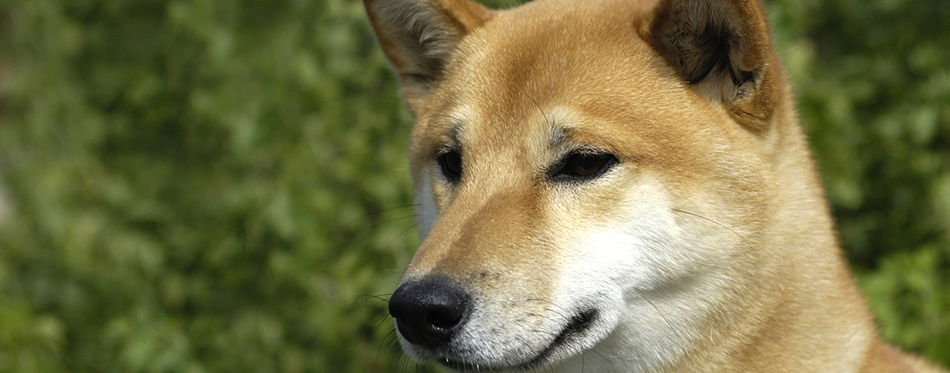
[543,174,724,372]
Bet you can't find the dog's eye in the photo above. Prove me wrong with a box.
[550,150,617,182]
[437,150,463,183]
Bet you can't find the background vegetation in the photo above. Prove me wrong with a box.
[0,0,946,371]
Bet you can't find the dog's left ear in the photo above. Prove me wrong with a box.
[364,0,493,115]
[640,0,781,131]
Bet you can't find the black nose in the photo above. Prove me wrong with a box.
[388,278,471,348]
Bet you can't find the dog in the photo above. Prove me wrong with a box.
[363,0,946,371]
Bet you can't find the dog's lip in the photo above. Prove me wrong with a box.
[437,308,599,371]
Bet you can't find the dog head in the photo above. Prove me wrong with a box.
[365,0,799,370]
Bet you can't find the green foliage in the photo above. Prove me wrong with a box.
[0,0,416,371]
[0,0,946,371]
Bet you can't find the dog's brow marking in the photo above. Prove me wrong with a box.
[434,117,465,151]
[521,90,572,151]
[549,125,568,149]
[448,119,463,145]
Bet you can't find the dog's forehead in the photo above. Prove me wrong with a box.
[453,0,656,100]
[413,0,687,158]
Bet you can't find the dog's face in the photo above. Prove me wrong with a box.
[366,0,789,370]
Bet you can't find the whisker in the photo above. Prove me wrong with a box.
[523,91,551,127]
[346,293,393,315]
[672,208,754,250]
[389,341,407,372]
[355,214,420,235]
[588,347,611,367]
[637,292,684,342]
[581,348,585,373]
[375,313,393,327]
[376,327,398,368]
[381,268,408,276]
[344,204,419,227]
[353,293,393,305]
[383,222,420,252]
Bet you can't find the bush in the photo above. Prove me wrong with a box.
[0,0,946,371]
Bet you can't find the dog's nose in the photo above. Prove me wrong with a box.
[389,278,471,348]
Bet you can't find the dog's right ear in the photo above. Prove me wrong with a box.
[364,0,492,113]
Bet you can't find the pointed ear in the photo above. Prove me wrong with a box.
[641,0,782,130]
[364,0,492,112]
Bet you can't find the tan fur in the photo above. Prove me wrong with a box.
[365,0,947,371]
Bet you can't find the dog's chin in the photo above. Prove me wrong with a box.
[402,308,603,372]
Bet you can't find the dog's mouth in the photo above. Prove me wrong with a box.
[438,308,599,371]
